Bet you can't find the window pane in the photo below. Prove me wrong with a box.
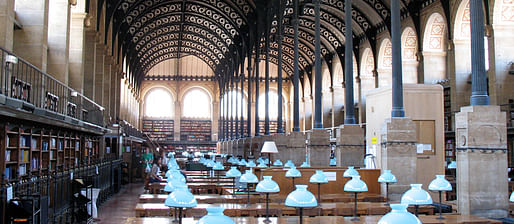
[145,88,173,118]
[183,89,211,118]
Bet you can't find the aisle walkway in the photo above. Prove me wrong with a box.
[96,183,145,224]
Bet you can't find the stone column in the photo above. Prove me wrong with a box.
[174,100,181,141]
[103,56,112,119]
[212,100,219,141]
[307,129,330,166]
[344,0,356,124]
[286,132,305,164]
[456,106,507,218]
[335,125,365,167]
[380,118,417,201]
[94,43,104,104]
[13,0,49,71]
[110,66,119,120]
[313,0,322,129]
[83,30,96,99]
[292,0,300,132]
[47,0,71,84]
[0,0,14,50]
[69,9,86,93]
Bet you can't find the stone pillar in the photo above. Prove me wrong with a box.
[313,0,322,129]
[69,9,86,92]
[0,0,14,50]
[110,66,119,120]
[212,100,219,141]
[335,125,365,167]
[13,0,49,71]
[456,105,507,218]
[47,0,71,84]
[103,56,112,119]
[272,133,289,162]
[292,0,300,133]
[380,117,417,201]
[344,0,355,124]
[286,132,305,165]
[94,43,104,104]
[83,30,96,99]
[174,100,181,141]
[307,129,330,166]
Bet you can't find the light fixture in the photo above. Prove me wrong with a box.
[285,185,317,224]
[197,207,235,224]
[213,161,225,185]
[261,141,279,167]
[401,184,433,217]
[377,204,422,224]
[378,170,397,205]
[6,55,18,64]
[510,191,514,202]
[225,167,241,196]
[309,170,328,203]
[330,156,337,166]
[246,160,256,168]
[164,185,197,224]
[343,166,359,178]
[344,175,368,221]
[428,175,452,219]
[164,176,186,193]
[300,161,310,167]
[284,160,294,168]
[273,159,283,166]
[238,159,247,166]
[447,161,457,169]
[71,91,78,97]
[285,166,302,187]
[256,176,280,223]
[239,168,259,204]
[257,161,267,167]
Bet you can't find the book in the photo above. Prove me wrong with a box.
[5,150,11,161]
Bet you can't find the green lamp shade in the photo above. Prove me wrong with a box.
[197,207,235,224]
[401,184,433,205]
[378,170,397,183]
[344,175,368,192]
[246,160,257,168]
[309,170,328,183]
[225,166,241,178]
[257,157,264,164]
[257,162,267,167]
[343,166,359,178]
[285,166,302,178]
[378,204,422,224]
[330,157,337,166]
[447,161,457,169]
[164,177,186,192]
[256,176,280,193]
[285,185,318,207]
[164,185,197,208]
[300,161,310,167]
[239,169,259,183]
[428,175,452,191]
[284,160,295,168]
[273,160,283,166]
[238,159,247,166]
[213,161,225,170]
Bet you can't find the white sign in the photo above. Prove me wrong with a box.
[324,172,337,181]
[7,186,13,202]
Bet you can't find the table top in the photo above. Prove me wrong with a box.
[126,214,502,224]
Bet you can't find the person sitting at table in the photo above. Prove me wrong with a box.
[149,157,163,183]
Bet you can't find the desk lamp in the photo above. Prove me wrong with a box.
[256,176,280,223]
[447,161,457,169]
[246,160,257,168]
[344,175,368,221]
[239,168,259,204]
[273,159,283,167]
[225,166,241,195]
[164,185,197,224]
[428,175,452,219]
[285,185,317,224]
[401,184,432,217]
[213,161,225,185]
[300,161,310,167]
[309,170,328,203]
[343,166,359,178]
[378,204,422,224]
[378,170,397,205]
[197,207,235,224]
[285,166,302,186]
[284,160,294,168]
[261,141,279,167]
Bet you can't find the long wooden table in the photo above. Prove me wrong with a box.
[134,202,434,217]
[149,182,233,194]
[126,215,502,224]
[139,193,384,204]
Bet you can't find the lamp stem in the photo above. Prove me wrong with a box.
[299,207,303,224]
[178,207,183,224]
[351,192,359,221]
[317,183,321,204]
[415,205,419,217]
[265,193,270,221]
[292,177,295,186]
[268,153,271,167]
[174,208,178,221]
[232,177,236,196]
[437,191,444,220]
[385,182,389,205]
[247,184,251,204]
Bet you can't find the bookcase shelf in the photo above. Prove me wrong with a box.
[180,120,211,141]
[142,119,174,141]
[258,120,286,135]
[1,123,100,181]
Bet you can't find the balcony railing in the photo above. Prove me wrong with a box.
[0,47,104,127]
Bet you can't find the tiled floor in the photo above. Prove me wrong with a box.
[95,183,145,224]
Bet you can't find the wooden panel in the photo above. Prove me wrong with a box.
[254,167,380,197]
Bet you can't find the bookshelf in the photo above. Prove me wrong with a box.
[258,121,286,135]
[180,120,211,141]
[1,123,100,182]
[164,142,217,155]
[443,86,452,132]
[142,119,174,141]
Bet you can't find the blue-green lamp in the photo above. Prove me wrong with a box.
[239,168,259,204]
[256,176,280,222]
[428,175,452,219]
[164,185,197,224]
[378,170,397,205]
[401,184,433,217]
[285,185,317,224]
[285,166,302,187]
[344,175,368,221]
[378,204,421,224]
[310,170,328,203]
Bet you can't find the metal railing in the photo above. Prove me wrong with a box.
[0,47,104,126]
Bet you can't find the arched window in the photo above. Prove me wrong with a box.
[182,88,211,119]
[145,88,173,118]
[401,27,419,83]
[378,38,393,87]
[220,90,247,118]
[258,90,283,120]
[423,13,448,83]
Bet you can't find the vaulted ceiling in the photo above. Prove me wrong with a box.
[102,0,424,88]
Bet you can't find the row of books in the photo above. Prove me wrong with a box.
[20,150,29,163]
[31,158,40,169]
